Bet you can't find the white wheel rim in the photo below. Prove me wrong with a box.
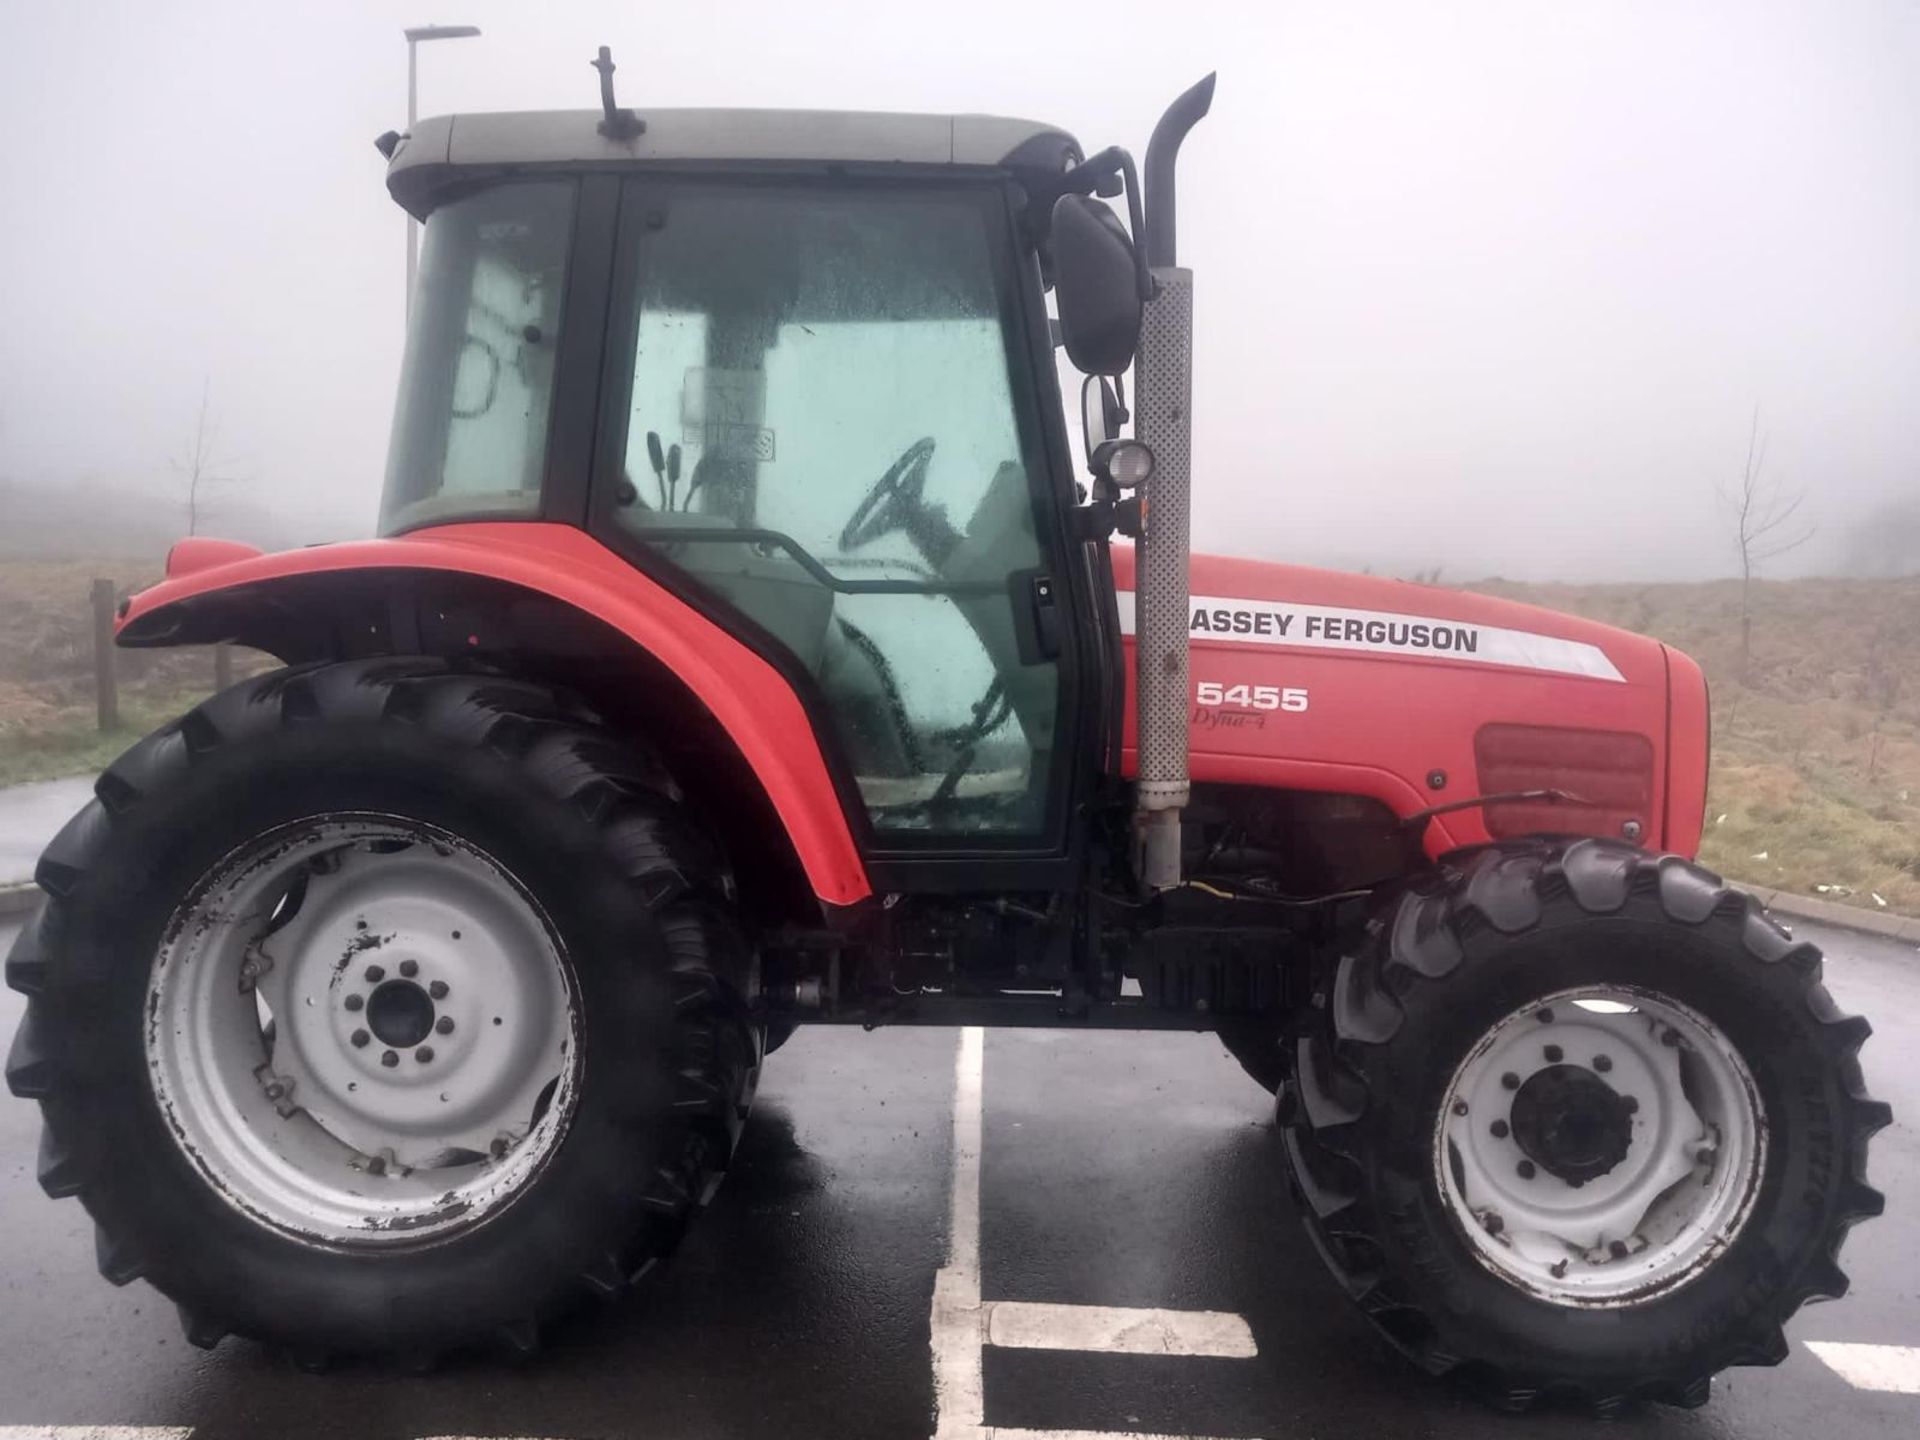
[1434,985,1767,1306]
[147,816,581,1247]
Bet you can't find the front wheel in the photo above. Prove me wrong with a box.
[6,659,760,1363]
[1281,839,1888,1412]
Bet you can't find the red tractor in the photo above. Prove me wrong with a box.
[6,63,1887,1410]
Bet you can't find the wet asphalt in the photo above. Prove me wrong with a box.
[1,909,1914,1440]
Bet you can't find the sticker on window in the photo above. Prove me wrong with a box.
[681,368,775,462]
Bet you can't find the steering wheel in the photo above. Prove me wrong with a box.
[840,437,936,553]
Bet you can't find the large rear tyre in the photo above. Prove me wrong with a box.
[6,659,760,1363]
[1280,838,1888,1412]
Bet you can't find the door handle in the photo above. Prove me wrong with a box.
[1005,569,1064,664]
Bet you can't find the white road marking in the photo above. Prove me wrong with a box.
[0,1430,193,1439]
[1807,1341,1920,1394]
[931,1026,988,1439]
[928,1027,1263,1440]
[987,1303,1256,1359]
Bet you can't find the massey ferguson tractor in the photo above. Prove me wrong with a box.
[6,60,1888,1412]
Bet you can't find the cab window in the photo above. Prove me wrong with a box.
[381,181,574,534]
[601,185,1062,839]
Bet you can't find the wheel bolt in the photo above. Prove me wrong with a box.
[368,1156,386,1176]
[1543,1044,1563,1063]
[1483,1211,1504,1234]
[429,980,450,1000]
[365,965,385,983]
[1593,1054,1612,1072]
[1501,1072,1520,1091]
[1490,1119,1510,1138]
[415,1047,435,1064]
[1608,1239,1629,1259]
[1516,1160,1536,1180]
[345,994,364,1012]
[351,1029,370,1048]
[489,1138,508,1159]
[1623,1095,1640,1114]
[381,1049,399,1068]
[1661,1028,1680,1047]
[1536,1008,1554,1024]
[399,959,419,978]
[265,1082,285,1100]
[1452,1100,1469,1117]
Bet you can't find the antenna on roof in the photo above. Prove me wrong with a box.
[592,46,646,142]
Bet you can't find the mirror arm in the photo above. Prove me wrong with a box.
[1060,146,1154,302]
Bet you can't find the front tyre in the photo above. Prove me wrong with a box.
[6,659,760,1363]
[1281,839,1889,1412]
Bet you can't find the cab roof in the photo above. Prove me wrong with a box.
[386,108,1082,217]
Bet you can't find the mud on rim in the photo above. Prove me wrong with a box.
[146,814,582,1247]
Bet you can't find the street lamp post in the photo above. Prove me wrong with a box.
[403,24,481,315]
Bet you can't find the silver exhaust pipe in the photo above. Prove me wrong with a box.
[1132,74,1214,891]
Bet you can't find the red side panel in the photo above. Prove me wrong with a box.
[122,523,872,905]
[1110,546,1687,857]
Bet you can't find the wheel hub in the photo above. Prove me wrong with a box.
[146,817,581,1247]
[1434,985,1766,1306]
[1509,1063,1634,1186]
[366,978,436,1049]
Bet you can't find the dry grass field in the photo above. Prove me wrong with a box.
[2,557,1914,917]
[0,559,267,786]
[1483,575,1920,918]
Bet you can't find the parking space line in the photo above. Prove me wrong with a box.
[1807,1342,1920,1394]
[986,1302,1256,1358]
[932,1026,988,1438]
[931,1028,1263,1440]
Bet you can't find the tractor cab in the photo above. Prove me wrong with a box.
[381,103,1132,862]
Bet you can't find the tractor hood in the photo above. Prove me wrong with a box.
[1108,546,1706,858]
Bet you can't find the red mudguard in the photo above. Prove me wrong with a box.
[123,524,874,905]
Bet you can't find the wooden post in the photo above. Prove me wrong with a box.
[91,578,118,732]
[214,642,234,692]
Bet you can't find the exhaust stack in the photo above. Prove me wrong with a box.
[1132,73,1214,890]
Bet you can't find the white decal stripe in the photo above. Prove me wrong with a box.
[0,1430,195,1439]
[1806,1341,1920,1393]
[1113,591,1624,683]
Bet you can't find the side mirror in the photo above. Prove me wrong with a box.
[1052,194,1144,377]
[1080,375,1122,454]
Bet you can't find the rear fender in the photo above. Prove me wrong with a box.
[118,523,871,909]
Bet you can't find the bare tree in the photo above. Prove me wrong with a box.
[1718,406,1813,682]
[169,380,244,690]
[170,379,240,537]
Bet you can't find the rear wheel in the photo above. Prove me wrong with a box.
[1280,838,1889,1411]
[6,659,760,1362]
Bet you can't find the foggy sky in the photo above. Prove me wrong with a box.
[1,0,1914,581]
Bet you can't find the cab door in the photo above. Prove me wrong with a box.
[588,176,1090,879]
